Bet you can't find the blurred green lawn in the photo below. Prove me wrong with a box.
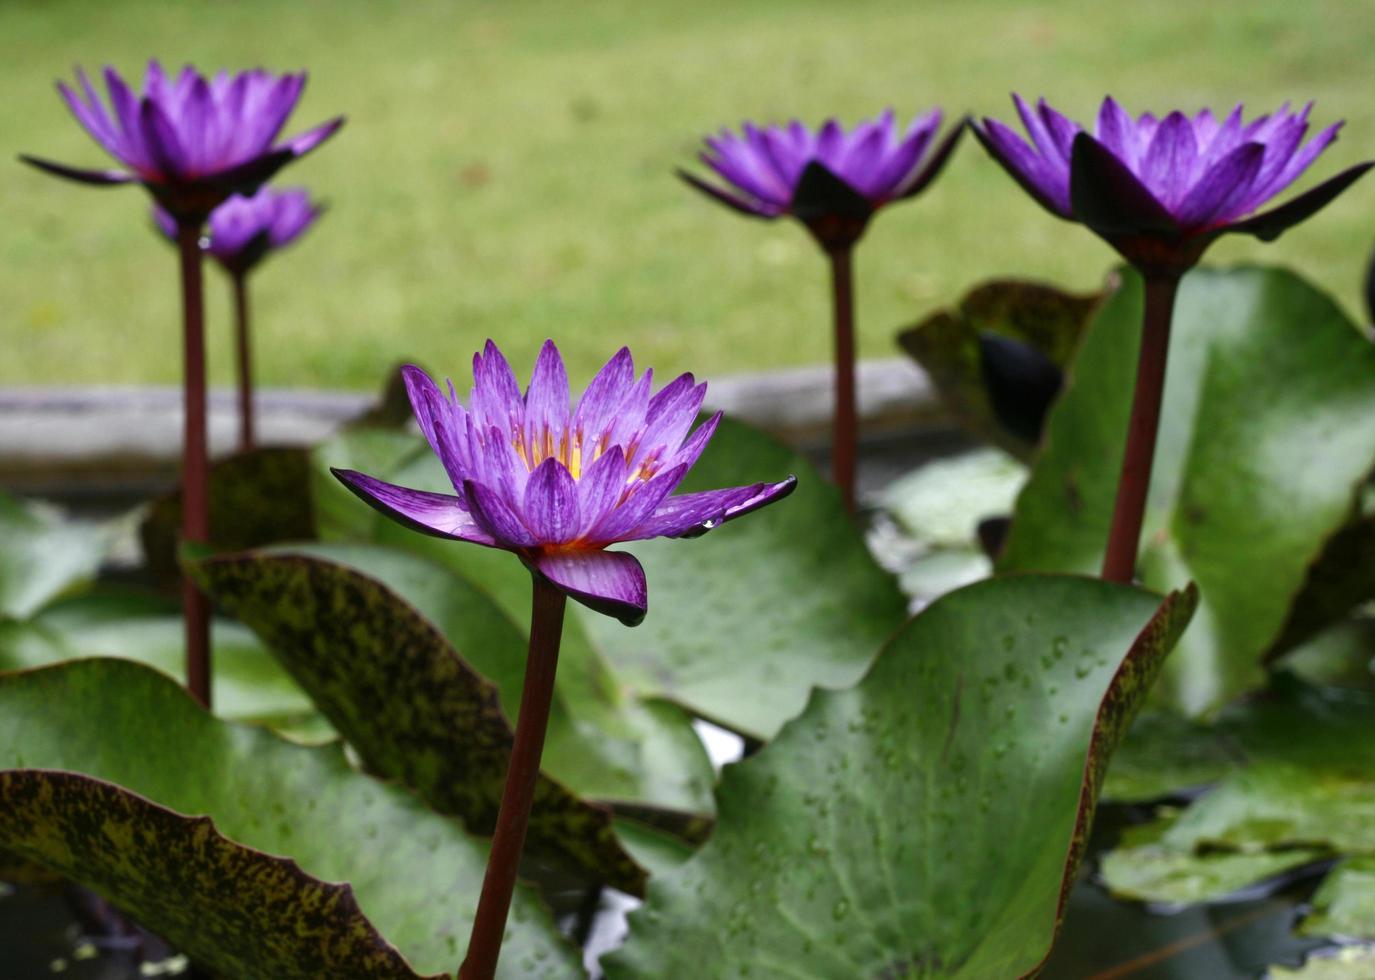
[3,0,1374,391]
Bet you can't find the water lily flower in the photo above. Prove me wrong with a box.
[22,61,343,221]
[974,95,1371,275]
[333,340,797,626]
[20,60,344,710]
[155,186,323,275]
[975,95,1373,585]
[680,109,965,251]
[679,109,964,515]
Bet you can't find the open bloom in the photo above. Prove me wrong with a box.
[974,95,1372,274]
[22,61,343,221]
[680,109,965,250]
[334,341,797,626]
[155,186,323,274]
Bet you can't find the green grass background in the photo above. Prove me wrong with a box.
[3,0,1373,391]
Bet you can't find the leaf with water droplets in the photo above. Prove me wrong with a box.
[603,575,1195,978]
[1000,266,1375,715]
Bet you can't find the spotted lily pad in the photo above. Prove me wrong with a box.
[192,543,712,893]
[603,575,1196,979]
[0,658,577,979]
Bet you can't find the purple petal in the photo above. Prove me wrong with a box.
[587,463,689,543]
[401,365,456,468]
[331,469,495,546]
[139,97,186,177]
[634,377,706,470]
[18,155,134,186]
[677,168,778,218]
[1141,111,1199,206]
[972,119,1071,217]
[103,67,151,172]
[1226,161,1374,242]
[1255,121,1342,203]
[1173,142,1266,229]
[281,116,345,158]
[576,445,629,538]
[1069,132,1178,237]
[57,79,122,159]
[524,458,580,545]
[572,347,635,447]
[532,549,647,627]
[898,116,967,200]
[465,480,538,548]
[1094,97,1138,169]
[524,339,570,446]
[666,410,722,472]
[622,477,798,541]
[470,340,523,432]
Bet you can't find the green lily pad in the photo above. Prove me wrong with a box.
[1271,946,1375,979]
[0,591,324,737]
[0,658,577,979]
[192,543,709,893]
[312,427,429,542]
[1301,859,1375,941]
[897,279,1103,459]
[140,446,316,585]
[602,576,1196,979]
[0,489,109,620]
[1101,674,1375,907]
[999,266,1375,715]
[1100,815,1327,905]
[575,417,909,740]
[1102,709,1240,803]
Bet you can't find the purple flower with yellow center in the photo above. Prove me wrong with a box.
[680,109,965,250]
[974,95,1372,275]
[156,186,323,275]
[333,340,797,627]
[22,61,343,221]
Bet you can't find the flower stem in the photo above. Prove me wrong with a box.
[1101,273,1180,583]
[231,270,255,453]
[829,247,857,514]
[460,574,567,980]
[176,221,212,708]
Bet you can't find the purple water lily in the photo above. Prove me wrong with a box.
[681,109,965,250]
[22,61,343,221]
[679,109,963,515]
[333,341,796,626]
[156,186,323,275]
[975,95,1371,274]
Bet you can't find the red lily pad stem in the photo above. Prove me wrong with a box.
[231,270,255,452]
[460,574,568,980]
[1102,273,1180,583]
[830,246,858,514]
[176,221,213,707]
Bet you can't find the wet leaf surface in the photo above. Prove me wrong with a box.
[1000,266,1375,714]
[0,659,578,979]
[602,576,1195,979]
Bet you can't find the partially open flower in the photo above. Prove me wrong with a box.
[22,61,343,222]
[155,186,323,275]
[975,95,1372,275]
[333,341,797,626]
[680,110,965,250]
